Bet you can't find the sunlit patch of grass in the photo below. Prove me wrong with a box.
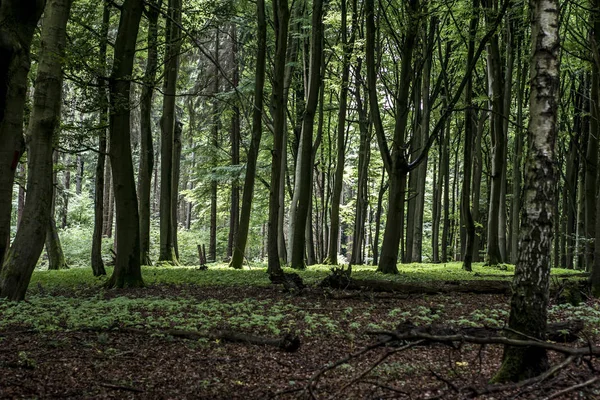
[27,261,583,293]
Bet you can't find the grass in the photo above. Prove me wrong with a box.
[28,262,582,292]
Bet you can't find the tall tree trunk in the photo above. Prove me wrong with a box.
[290,0,324,269]
[209,29,220,263]
[227,24,240,260]
[591,0,600,295]
[0,0,46,268]
[0,0,72,299]
[171,119,182,260]
[75,155,83,196]
[91,0,110,277]
[105,0,145,289]
[267,0,290,277]
[351,58,370,265]
[102,155,113,237]
[493,0,559,381]
[461,0,479,272]
[484,0,505,267]
[138,0,160,266]
[229,0,266,270]
[327,0,354,265]
[159,0,182,264]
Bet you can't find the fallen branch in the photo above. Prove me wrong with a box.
[544,376,600,400]
[367,329,600,356]
[99,382,144,393]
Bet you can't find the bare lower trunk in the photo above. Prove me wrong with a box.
[0,0,72,299]
[494,0,559,381]
[0,0,45,268]
[105,0,144,289]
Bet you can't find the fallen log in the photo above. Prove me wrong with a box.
[383,319,584,344]
[319,268,589,300]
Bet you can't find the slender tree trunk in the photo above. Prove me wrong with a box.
[227,24,240,260]
[267,0,290,276]
[229,0,266,269]
[105,0,145,289]
[91,0,110,277]
[171,119,182,260]
[159,0,182,264]
[209,29,220,263]
[0,0,72,299]
[0,0,45,268]
[591,0,600,294]
[493,0,559,381]
[102,155,113,237]
[61,153,71,228]
[47,151,68,270]
[75,155,83,196]
[138,0,160,266]
[327,0,354,265]
[461,0,479,272]
[484,0,505,267]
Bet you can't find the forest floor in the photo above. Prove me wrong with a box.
[0,263,599,400]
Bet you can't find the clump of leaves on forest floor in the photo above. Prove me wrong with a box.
[1,265,597,399]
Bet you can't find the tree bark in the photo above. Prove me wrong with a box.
[159,0,182,264]
[229,0,266,270]
[0,0,46,268]
[484,0,505,267]
[461,0,479,272]
[138,0,160,266]
[493,0,559,381]
[105,0,145,289]
[0,0,72,299]
[267,0,290,277]
[91,0,110,277]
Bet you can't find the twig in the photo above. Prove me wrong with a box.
[99,382,144,393]
[465,355,576,397]
[544,376,600,400]
[331,341,425,398]
[430,368,459,393]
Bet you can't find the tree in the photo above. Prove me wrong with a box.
[105,0,145,288]
[0,0,73,300]
[0,0,46,267]
[493,0,560,382]
[229,0,267,270]
[159,0,182,265]
[139,0,162,266]
[91,0,110,277]
[267,0,290,277]
[289,0,324,269]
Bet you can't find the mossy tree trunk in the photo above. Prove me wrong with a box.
[0,0,73,300]
[105,0,144,289]
[493,0,559,382]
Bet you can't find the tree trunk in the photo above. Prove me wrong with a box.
[0,0,72,299]
[227,24,240,260]
[229,0,266,270]
[159,0,182,264]
[47,151,68,270]
[327,0,354,265]
[209,29,220,263]
[91,0,110,277]
[484,0,505,267]
[267,0,290,277]
[46,217,68,270]
[61,153,71,228]
[105,0,145,289]
[102,155,113,238]
[591,0,600,295]
[0,0,45,268]
[171,118,182,260]
[138,0,160,266]
[461,0,478,272]
[493,0,559,381]
[289,0,323,269]
[75,155,83,196]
